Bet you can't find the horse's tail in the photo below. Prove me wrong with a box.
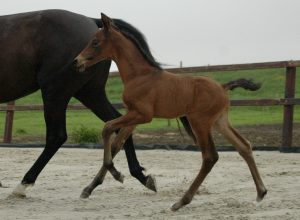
[222,78,261,91]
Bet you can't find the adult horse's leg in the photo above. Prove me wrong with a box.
[13,99,69,197]
[214,112,267,201]
[172,114,219,211]
[74,70,155,198]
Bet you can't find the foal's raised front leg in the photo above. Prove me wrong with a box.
[80,126,136,198]
[102,111,152,183]
[103,126,136,183]
[75,84,151,197]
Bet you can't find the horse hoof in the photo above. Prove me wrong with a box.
[145,175,157,192]
[171,202,182,211]
[256,189,267,202]
[12,183,28,198]
[117,173,125,183]
[80,189,91,199]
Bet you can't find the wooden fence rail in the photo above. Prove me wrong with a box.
[1,60,299,151]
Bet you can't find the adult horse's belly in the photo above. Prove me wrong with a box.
[0,65,39,103]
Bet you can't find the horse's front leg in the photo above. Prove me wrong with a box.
[12,99,68,197]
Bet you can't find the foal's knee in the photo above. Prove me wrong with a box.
[102,123,114,140]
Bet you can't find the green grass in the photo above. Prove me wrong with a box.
[0,68,299,142]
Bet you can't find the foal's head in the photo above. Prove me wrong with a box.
[75,13,120,72]
[75,13,161,72]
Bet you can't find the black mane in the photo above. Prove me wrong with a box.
[112,19,162,70]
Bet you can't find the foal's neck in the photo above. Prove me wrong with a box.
[111,35,160,83]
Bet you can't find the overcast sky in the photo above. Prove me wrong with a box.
[1,0,300,70]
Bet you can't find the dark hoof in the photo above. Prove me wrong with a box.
[171,201,182,211]
[256,189,267,202]
[80,188,91,199]
[145,175,157,192]
[116,173,125,183]
[111,170,125,183]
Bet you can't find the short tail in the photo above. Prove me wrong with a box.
[222,78,261,91]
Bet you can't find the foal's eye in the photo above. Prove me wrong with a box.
[92,40,99,48]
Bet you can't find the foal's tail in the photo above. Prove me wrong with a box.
[222,78,261,91]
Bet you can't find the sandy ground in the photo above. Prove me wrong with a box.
[0,148,299,220]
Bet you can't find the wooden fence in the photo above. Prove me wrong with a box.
[1,60,299,151]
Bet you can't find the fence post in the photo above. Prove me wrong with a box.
[3,101,15,143]
[281,67,296,151]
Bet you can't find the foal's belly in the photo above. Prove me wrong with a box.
[152,97,192,119]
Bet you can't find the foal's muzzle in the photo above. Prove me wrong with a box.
[74,55,86,73]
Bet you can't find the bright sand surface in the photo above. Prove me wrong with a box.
[0,148,299,219]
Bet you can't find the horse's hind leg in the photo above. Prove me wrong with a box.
[214,112,267,202]
[172,115,219,211]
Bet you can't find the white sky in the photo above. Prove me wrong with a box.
[1,0,300,70]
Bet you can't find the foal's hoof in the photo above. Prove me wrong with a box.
[256,189,268,202]
[145,175,157,192]
[171,201,183,211]
[80,188,91,199]
[114,172,124,183]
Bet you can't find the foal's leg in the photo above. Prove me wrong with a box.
[103,126,136,183]
[75,83,148,182]
[75,80,152,197]
[80,126,135,198]
[172,115,219,211]
[102,111,152,181]
[214,112,267,202]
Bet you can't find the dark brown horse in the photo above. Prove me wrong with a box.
[75,13,267,211]
[0,9,159,197]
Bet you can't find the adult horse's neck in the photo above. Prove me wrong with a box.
[111,34,160,83]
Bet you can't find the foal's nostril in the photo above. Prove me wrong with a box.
[73,59,78,66]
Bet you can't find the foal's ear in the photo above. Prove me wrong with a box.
[101,13,113,31]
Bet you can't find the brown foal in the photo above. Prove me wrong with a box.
[75,13,267,211]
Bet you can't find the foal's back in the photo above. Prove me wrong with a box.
[126,70,229,118]
[162,71,229,115]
